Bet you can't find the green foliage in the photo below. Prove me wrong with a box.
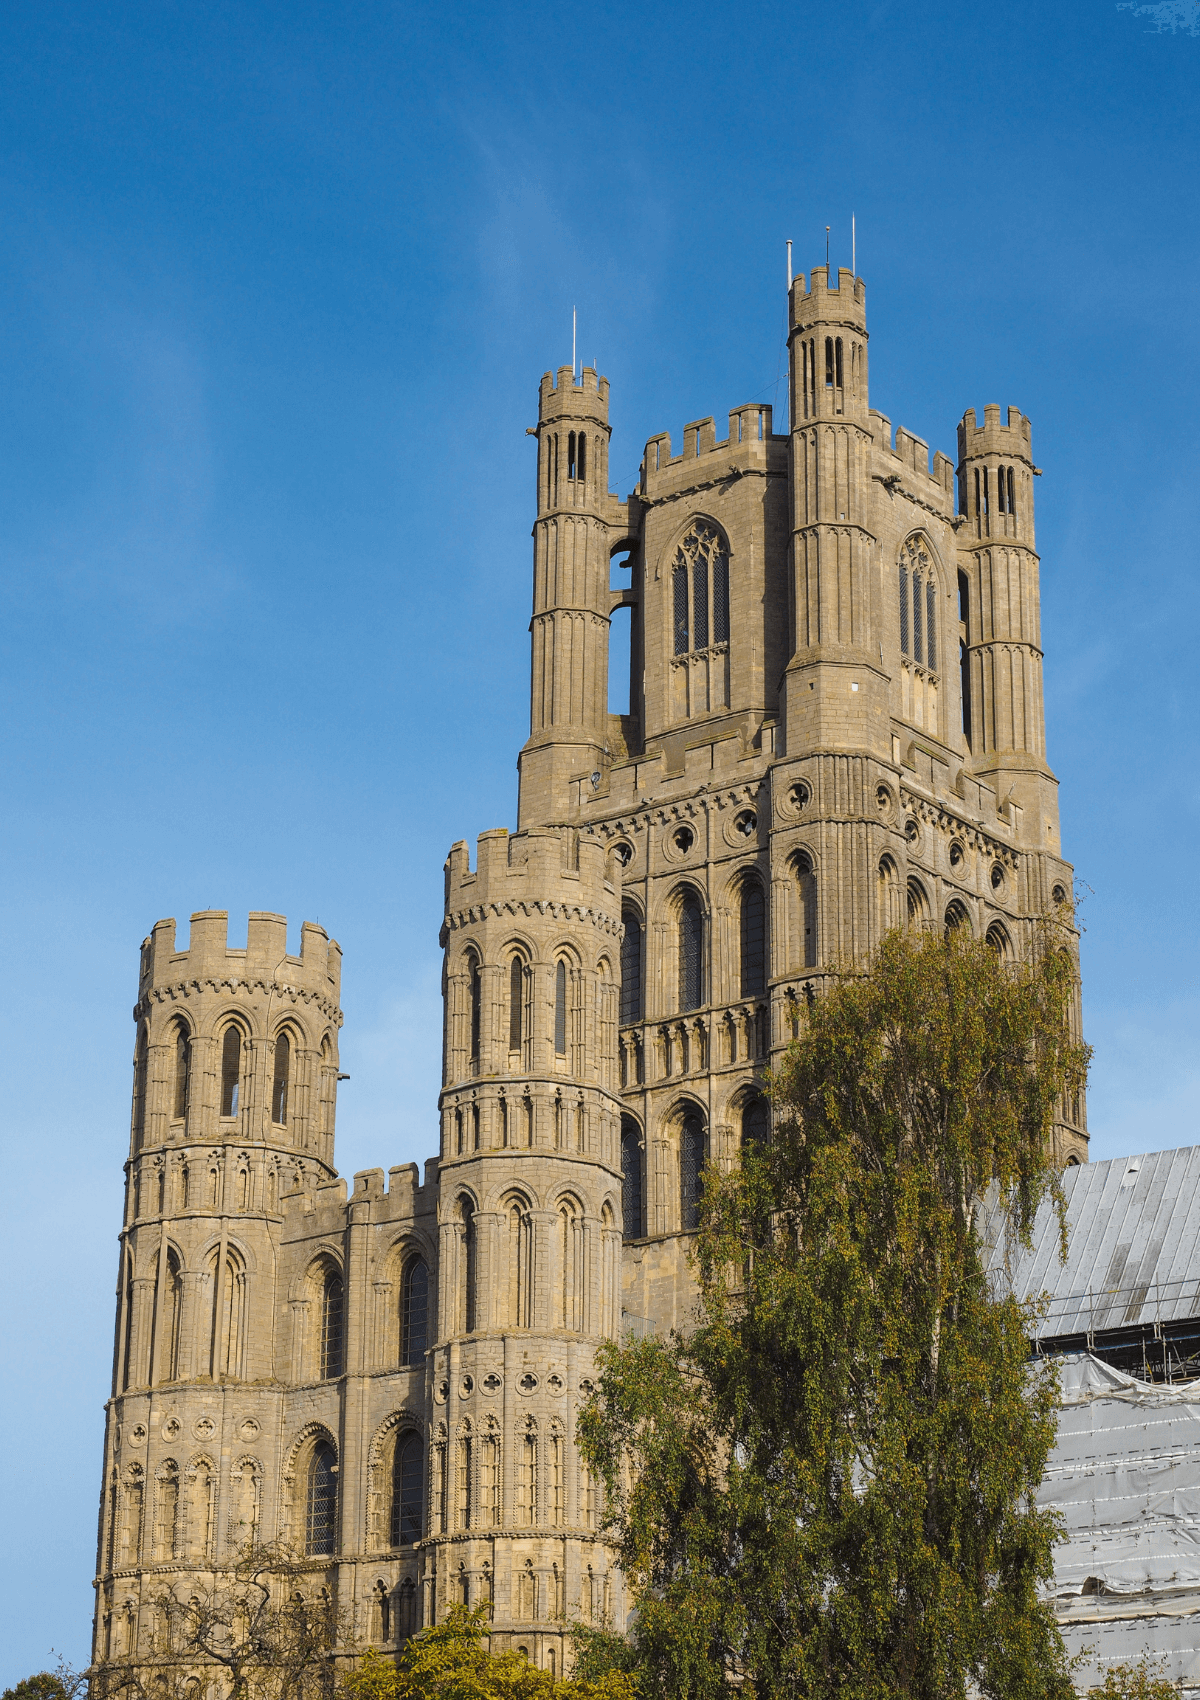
[579,923,1091,1700]
[1091,1660,1179,1700]
[3,1663,86,1700]
[338,1606,634,1700]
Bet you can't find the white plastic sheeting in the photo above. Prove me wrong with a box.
[1043,1354,1200,1689]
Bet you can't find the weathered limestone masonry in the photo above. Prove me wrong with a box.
[93,264,1085,1677]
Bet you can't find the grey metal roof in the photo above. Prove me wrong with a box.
[987,1145,1200,1338]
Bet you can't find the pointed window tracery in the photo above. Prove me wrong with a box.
[670,524,730,657]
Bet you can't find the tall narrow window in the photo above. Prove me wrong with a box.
[456,1429,473,1529]
[713,550,729,643]
[568,431,577,480]
[509,956,523,1051]
[982,467,990,515]
[1007,466,1016,519]
[554,961,567,1055]
[620,911,643,1024]
[461,1199,477,1333]
[220,1026,241,1118]
[131,1029,148,1151]
[578,433,586,484]
[271,1032,290,1126]
[912,569,924,664]
[899,563,909,653]
[321,1271,344,1379]
[997,463,1007,513]
[159,1250,182,1383]
[796,853,818,969]
[739,879,765,996]
[621,1118,643,1239]
[808,339,816,411]
[825,337,834,386]
[468,956,481,1064]
[306,1442,337,1556]
[835,337,844,388]
[401,1256,428,1367]
[680,1114,706,1231]
[926,581,937,674]
[517,1422,537,1526]
[172,1026,189,1121]
[480,1427,500,1527]
[974,468,980,518]
[678,889,704,1012]
[673,562,688,654]
[550,1429,564,1526]
[692,551,709,648]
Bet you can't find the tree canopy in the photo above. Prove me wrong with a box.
[579,921,1090,1700]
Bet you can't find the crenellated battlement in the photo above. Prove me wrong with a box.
[139,910,342,1003]
[538,364,610,424]
[442,827,620,941]
[790,264,866,329]
[641,402,782,488]
[957,404,1033,465]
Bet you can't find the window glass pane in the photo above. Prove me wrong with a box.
[679,892,703,1012]
[402,1258,428,1366]
[712,554,729,644]
[673,564,688,654]
[306,1443,337,1555]
[220,1026,241,1118]
[271,1032,290,1125]
[621,1119,643,1239]
[680,1115,705,1230]
[321,1275,344,1379]
[740,881,765,996]
[554,962,567,1055]
[620,915,642,1024]
[692,554,709,649]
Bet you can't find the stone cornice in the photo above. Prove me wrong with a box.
[136,978,343,1025]
[441,899,623,945]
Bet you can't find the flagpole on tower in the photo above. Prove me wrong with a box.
[572,307,576,379]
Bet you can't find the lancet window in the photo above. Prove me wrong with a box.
[899,538,937,673]
[671,523,730,655]
[220,1024,242,1118]
[271,1031,291,1125]
[401,1255,428,1366]
[620,908,643,1024]
[391,1432,423,1546]
[621,1117,644,1239]
[321,1270,344,1379]
[306,1441,337,1556]
[680,1112,707,1231]
[739,877,765,996]
[678,888,704,1012]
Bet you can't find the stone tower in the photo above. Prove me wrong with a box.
[92,264,1086,1683]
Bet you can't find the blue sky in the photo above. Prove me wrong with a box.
[2,0,1199,1679]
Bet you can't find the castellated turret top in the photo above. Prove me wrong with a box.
[441,827,621,949]
[957,404,1033,466]
[139,910,342,1006]
[538,364,610,426]
[789,265,867,332]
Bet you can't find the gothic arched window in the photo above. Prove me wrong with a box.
[678,889,704,1012]
[621,1117,644,1239]
[172,1024,190,1122]
[741,1099,769,1149]
[321,1271,344,1380]
[390,1432,423,1546]
[899,538,937,673]
[271,1031,291,1126]
[794,853,818,969]
[306,1441,337,1556]
[220,1025,242,1119]
[620,909,643,1024]
[554,960,568,1055]
[680,1113,706,1231]
[467,953,482,1064]
[461,1198,477,1333]
[670,524,730,656]
[401,1256,428,1367]
[739,878,765,996]
[508,955,526,1053]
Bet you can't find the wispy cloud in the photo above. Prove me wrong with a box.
[1118,1,1200,34]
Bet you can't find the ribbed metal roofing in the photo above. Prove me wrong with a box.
[988,1145,1200,1338]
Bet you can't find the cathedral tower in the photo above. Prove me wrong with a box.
[435,826,626,1660]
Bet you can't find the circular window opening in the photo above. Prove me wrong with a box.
[904,818,919,843]
[790,782,811,811]
[673,826,695,855]
[949,842,965,869]
[991,863,1005,891]
[734,810,756,837]
[613,841,633,867]
[876,784,892,813]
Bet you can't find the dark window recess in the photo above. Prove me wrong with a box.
[825,337,834,386]
[912,571,924,665]
[679,891,704,1012]
[271,1032,290,1125]
[899,566,909,654]
[680,1114,706,1230]
[462,1201,477,1332]
[621,1119,644,1239]
[712,554,729,643]
[692,553,709,649]
[391,1434,423,1546]
[509,957,523,1051]
[402,1257,428,1366]
[960,641,972,748]
[997,463,1007,513]
[835,337,844,388]
[220,1026,241,1118]
[620,914,643,1025]
[554,961,567,1055]
[321,1273,344,1379]
[673,564,689,654]
[1008,466,1016,517]
[740,880,766,996]
[958,569,970,631]
[173,1028,189,1120]
[796,854,818,969]
[926,581,937,673]
[469,958,481,1061]
[306,1443,337,1555]
[578,432,586,483]
[568,431,577,480]
[741,1099,769,1148]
